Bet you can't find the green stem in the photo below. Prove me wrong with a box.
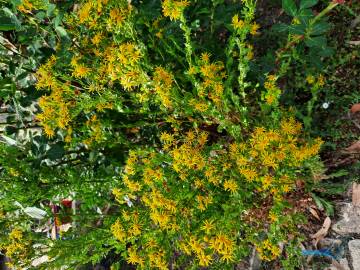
[311,2,338,25]
[180,16,193,66]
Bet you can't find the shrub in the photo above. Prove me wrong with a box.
[0,0,344,268]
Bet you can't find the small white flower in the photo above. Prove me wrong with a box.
[322,102,329,109]
[124,195,133,207]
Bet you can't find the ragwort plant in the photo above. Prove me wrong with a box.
[0,0,345,268]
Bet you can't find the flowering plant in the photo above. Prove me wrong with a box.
[0,0,344,268]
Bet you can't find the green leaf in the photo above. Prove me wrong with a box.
[300,0,318,10]
[298,8,314,25]
[310,21,331,35]
[311,193,324,211]
[55,26,70,41]
[46,3,56,17]
[318,46,334,57]
[2,7,21,29]
[288,23,306,35]
[272,23,289,32]
[282,0,298,17]
[0,15,16,31]
[311,193,334,216]
[5,126,17,135]
[47,143,65,160]
[305,36,326,48]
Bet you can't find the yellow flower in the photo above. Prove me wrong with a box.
[188,66,197,75]
[220,252,234,263]
[198,252,213,266]
[160,132,175,144]
[223,179,238,194]
[201,52,211,62]
[318,74,325,87]
[130,223,141,236]
[154,66,174,108]
[262,175,273,190]
[108,6,132,27]
[306,75,315,84]
[232,14,244,30]
[126,247,144,266]
[239,168,257,181]
[267,74,277,82]
[111,219,126,242]
[43,125,55,138]
[250,22,260,35]
[269,212,278,222]
[17,0,33,13]
[78,2,93,24]
[91,32,102,46]
[201,220,214,234]
[264,81,275,90]
[73,65,91,78]
[9,228,23,240]
[280,117,299,136]
[162,0,190,21]
[156,30,163,38]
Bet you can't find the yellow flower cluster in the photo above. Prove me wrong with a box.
[162,0,190,21]
[199,54,226,105]
[83,115,104,146]
[188,53,227,109]
[153,67,174,109]
[0,228,28,267]
[17,0,34,13]
[108,6,133,28]
[263,74,281,105]
[110,120,322,267]
[168,130,208,172]
[77,0,132,29]
[35,1,150,142]
[256,239,281,261]
[306,74,325,87]
[36,56,72,138]
[229,117,322,195]
[232,14,245,30]
[232,14,260,35]
[102,42,145,90]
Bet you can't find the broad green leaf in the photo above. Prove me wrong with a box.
[272,23,289,32]
[0,16,16,31]
[305,36,326,48]
[288,23,306,35]
[47,143,65,160]
[300,0,318,10]
[46,3,56,17]
[298,8,313,25]
[55,26,70,41]
[282,0,298,17]
[311,21,331,35]
[318,46,334,57]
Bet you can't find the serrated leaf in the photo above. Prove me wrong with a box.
[300,0,318,10]
[328,169,349,178]
[312,193,324,211]
[282,0,298,17]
